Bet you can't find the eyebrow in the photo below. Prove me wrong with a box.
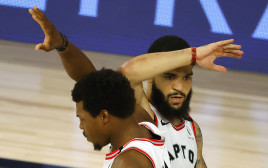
[186,72,193,76]
[164,72,193,76]
[163,72,176,76]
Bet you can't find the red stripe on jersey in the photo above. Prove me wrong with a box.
[191,121,197,143]
[152,110,158,127]
[106,137,164,160]
[170,120,185,131]
[122,147,156,168]
[188,116,197,142]
[106,149,120,160]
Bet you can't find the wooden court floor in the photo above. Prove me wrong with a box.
[0,40,267,168]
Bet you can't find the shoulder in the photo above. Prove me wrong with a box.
[191,119,204,153]
[185,117,202,138]
[192,119,200,131]
[191,119,202,140]
[112,149,153,168]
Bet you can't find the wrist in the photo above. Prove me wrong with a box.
[56,33,69,51]
[190,47,197,66]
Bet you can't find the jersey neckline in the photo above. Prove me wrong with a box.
[105,122,165,160]
[151,107,186,131]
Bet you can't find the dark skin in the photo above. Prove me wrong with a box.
[112,150,153,168]
[109,117,154,152]
[30,7,155,167]
[30,6,243,168]
[76,102,154,168]
[109,116,154,152]
[29,6,153,125]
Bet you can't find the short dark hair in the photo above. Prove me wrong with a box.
[148,35,190,53]
[72,69,136,118]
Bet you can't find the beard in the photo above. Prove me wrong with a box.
[151,81,192,121]
[93,144,102,151]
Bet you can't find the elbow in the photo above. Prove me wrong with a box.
[117,62,134,80]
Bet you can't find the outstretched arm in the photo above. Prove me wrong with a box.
[29,6,96,81]
[119,39,243,86]
[119,39,243,118]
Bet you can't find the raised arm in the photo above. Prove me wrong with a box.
[29,6,95,81]
[119,39,243,86]
[118,39,243,119]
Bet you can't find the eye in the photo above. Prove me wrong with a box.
[184,75,192,80]
[164,74,175,80]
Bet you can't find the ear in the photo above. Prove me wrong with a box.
[98,110,111,125]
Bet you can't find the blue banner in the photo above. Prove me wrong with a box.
[0,0,267,73]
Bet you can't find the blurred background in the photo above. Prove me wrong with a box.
[1,0,268,73]
[0,1,267,168]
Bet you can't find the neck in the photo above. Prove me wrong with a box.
[109,117,149,151]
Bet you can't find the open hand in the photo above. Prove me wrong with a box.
[196,39,243,72]
[29,6,63,51]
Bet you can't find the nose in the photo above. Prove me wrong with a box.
[172,80,183,92]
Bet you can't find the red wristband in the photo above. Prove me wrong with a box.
[190,47,197,66]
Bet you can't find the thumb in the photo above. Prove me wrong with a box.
[213,64,227,72]
[35,43,44,50]
[35,43,50,52]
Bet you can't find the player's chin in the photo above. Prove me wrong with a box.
[83,133,93,143]
[170,103,182,109]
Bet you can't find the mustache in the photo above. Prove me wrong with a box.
[167,91,186,98]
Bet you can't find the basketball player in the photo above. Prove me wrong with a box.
[29,6,153,123]
[117,36,210,168]
[29,6,243,168]
[72,69,170,168]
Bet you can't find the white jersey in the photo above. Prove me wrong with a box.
[150,104,198,168]
[103,122,170,168]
